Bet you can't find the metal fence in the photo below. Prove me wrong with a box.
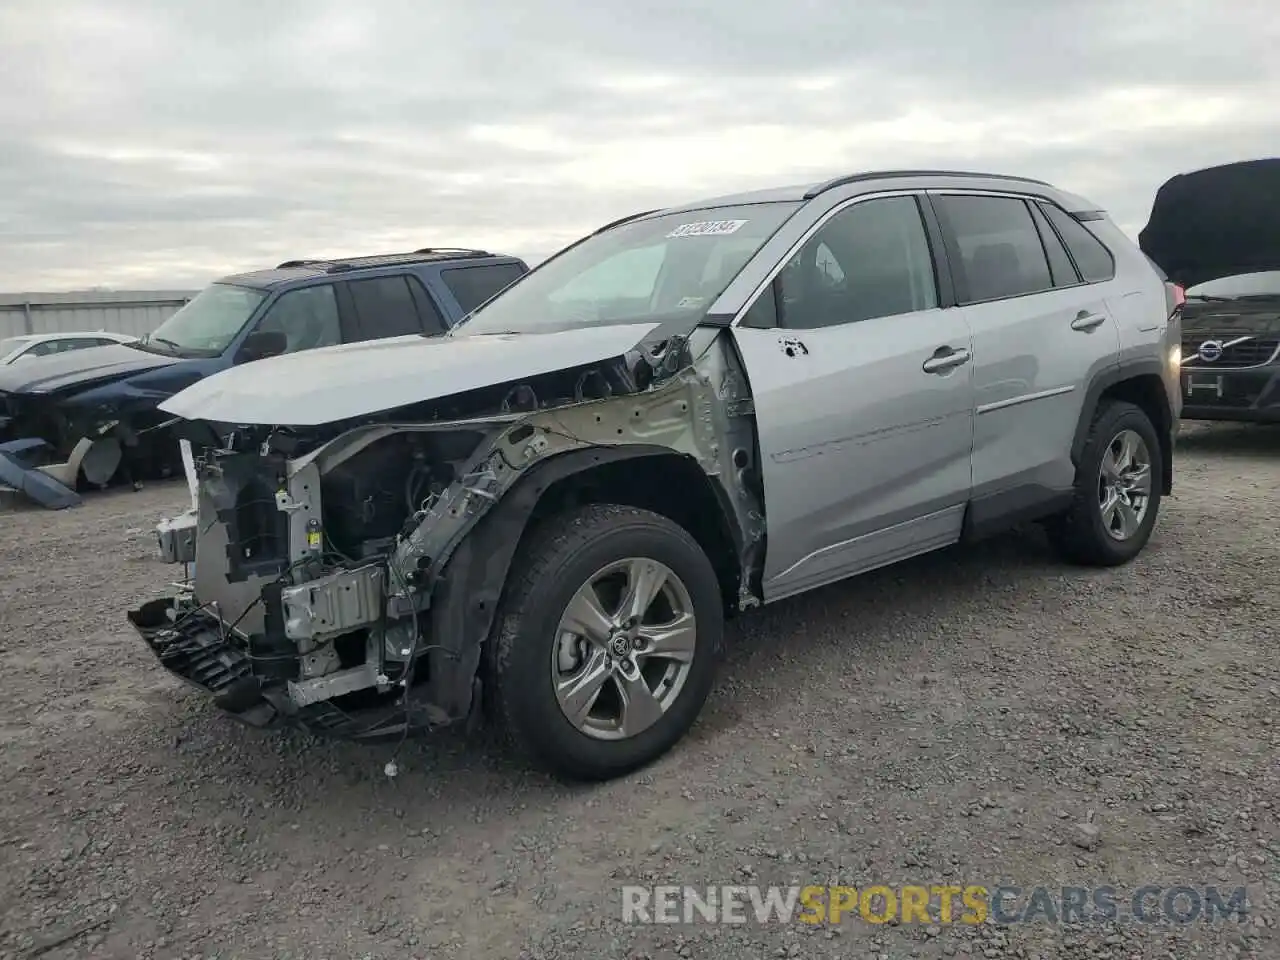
[0,290,198,340]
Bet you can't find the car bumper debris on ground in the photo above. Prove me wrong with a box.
[0,423,1276,959]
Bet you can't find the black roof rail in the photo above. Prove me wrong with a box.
[327,250,499,272]
[593,209,662,235]
[412,246,495,257]
[803,169,1053,200]
[273,249,500,274]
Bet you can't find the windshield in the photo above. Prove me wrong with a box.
[456,202,801,336]
[1187,270,1280,300]
[138,283,268,356]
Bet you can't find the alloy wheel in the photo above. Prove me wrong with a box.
[1096,428,1152,541]
[550,557,697,741]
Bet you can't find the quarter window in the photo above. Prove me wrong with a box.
[1039,202,1116,282]
[774,196,939,329]
[936,195,1054,303]
[255,284,341,354]
[1028,202,1080,287]
[441,263,526,315]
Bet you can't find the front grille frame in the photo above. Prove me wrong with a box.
[1181,335,1280,370]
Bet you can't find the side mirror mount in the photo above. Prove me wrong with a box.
[235,330,287,364]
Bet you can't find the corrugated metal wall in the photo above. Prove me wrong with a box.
[0,290,199,340]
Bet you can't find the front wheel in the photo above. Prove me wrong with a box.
[1047,399,1163,566]
[489,504,723,780]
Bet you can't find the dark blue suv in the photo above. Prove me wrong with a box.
[0,248,528,487]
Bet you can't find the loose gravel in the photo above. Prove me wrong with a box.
[0,422,1276,960]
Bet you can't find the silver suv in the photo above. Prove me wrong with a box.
[130,170,1183,780]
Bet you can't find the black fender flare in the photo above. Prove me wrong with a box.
[1070,359,1174,495]
[418,443,707,723]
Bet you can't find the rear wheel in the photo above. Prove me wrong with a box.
[489,504,723,780]
[1047,399,1162,566]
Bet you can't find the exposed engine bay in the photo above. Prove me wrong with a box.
[129,328,764,738]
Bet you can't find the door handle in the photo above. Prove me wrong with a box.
[922,347,971,374]
[1071,311,1107,332]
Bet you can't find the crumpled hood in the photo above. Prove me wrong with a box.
[0,342,177,396]
[1139,158,1280,287]
[159,322,664,426]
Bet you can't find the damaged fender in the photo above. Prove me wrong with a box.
[134,327,765,735]
[0,438,80,509]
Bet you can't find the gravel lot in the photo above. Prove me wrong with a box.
[1,422,1277,960]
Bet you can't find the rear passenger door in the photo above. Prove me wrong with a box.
[731,194,976,601]
[928,192,1121,515]
[344,273,448,342]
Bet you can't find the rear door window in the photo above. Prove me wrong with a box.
[934,195,1054,303]
[441,263,527,315]
[347,275,428,340]
[1039,202,1116,282]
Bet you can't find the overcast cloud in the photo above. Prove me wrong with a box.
[0,0,1276,291]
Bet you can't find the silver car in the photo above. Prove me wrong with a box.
[131,169,1183,780]
[0,331,136,365]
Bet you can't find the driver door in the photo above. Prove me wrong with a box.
[248,283,343,357]
[730,194,976,601]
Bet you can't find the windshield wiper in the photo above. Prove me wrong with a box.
[1186,293,1280,304]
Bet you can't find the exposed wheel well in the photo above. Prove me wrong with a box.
[524,453,743,610]
[1094,373,1173,494]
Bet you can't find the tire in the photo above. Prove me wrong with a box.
[1047,399,1163,566]
[489,503,723,780]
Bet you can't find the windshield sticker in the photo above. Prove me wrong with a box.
[676,296,706,309]
[666,219,748,239]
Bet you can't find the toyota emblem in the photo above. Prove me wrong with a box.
[1197,340,1224,362]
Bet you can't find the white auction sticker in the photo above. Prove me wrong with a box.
[666,219,748,238]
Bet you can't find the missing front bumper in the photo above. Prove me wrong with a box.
[127,598,414,739]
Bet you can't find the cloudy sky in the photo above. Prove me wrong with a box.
[1,0,1276,292]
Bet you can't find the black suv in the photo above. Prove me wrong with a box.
[0,248,529,489]
[1140,158,1280,423]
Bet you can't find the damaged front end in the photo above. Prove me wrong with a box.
[0,381,180,507]
[0,390,139,507]
[129,328,764,738]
